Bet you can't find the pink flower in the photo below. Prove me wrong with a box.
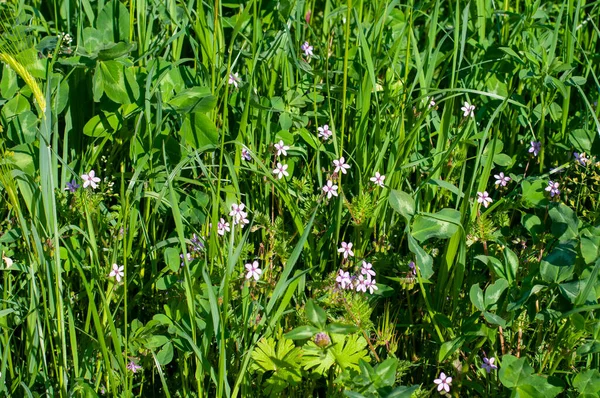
[127,360,142,373]
[477,191,493,208]
[301,41,313,57]
[433,372,452,393]
[228,72,241,88]
[109,263,124,282]
[361,261,376,277]
[81,170,101,189]
[494,172,511,187]
[241,148,251,161]
[274,140,290,157]
[545,181,560,197]
[336,269,352,289]
[217,218,230,236]
[355,275,367,293]
[461,101,475,117]
[370,172,385,187]
[574,152,588,166]
[229,203,249,227]
[318,124,332,140]
[364,277,378,294]
[245,261,262,281]
[322,180,338,199]
[333,157,351,174]
[273,163,289,179]
[338,242,354,259]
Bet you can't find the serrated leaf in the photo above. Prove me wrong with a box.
[302,334,368,375]
[251,337,302,395]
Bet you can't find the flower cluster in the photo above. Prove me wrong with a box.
[229,203,250,227]
[336,261,378,294]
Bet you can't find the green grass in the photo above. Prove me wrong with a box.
[1,0,600,396]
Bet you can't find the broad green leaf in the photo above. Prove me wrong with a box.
[388,190,415,222]
[549,203,579,242]
[97,60,133,104]
[168,87,217,113]
[284,325,320,340]
[522,214,543,244]
[438,336,466,362]
[521,179,549,209]
[180,113,219,149]
[411,208,460,242]
[326,323,359,335]
[476,255,507,280]
[581,235,600,265]
[305,300,327,328]
[98,41,137,61]
[499,354,534,388]
[483,311,506,327]
[251,337,302,395]
[83,112,121,137]
[407,234,434,280]
[504,247,519,284]
[97,0,130,42]
[573,369,600,395]
[569,129,595,154]
[484,278,508,309]
[470,284,485,311]
[540,241,576,283]
[156,342,174,365]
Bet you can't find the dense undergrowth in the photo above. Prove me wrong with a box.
[1,0,600,396]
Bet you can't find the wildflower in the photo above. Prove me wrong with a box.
[370,172,385,187]
[81,170,101,189]
[273,162,289,179]
[364,277,378,294]
[322,180,338,199]
[301,41,313,57]
[190,234,204,252]
[355,275,368,292]
[408,261,417,275]
[109,263,124,283]
[428,97,436,108]
[229,203,249,226]
[461,101,475,117]
[482,357,498,373]
[361,261,376,277]
[545,181,560,197]
[314,332,330,347]
[241,147,251,161]
[336,269,352,289]
[333,157,351,174]
[494,172,511,187]
[529,141,541,157]
[228,72,241,88]
[2,252,13,269]
[59,32,73,45]
[180,253,193,267]
[274,140,290,157]
[477,191,493,208]
[245,260,262,281]
[433,372,452,394]
[65,180,80,193]
[574,152,588,166]
[217,218,230,236]
[338,242,354,259]
[318,124,332,140]
[127,361,142,373]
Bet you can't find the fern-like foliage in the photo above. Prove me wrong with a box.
[250,337,303,396]
[301,333,369,375]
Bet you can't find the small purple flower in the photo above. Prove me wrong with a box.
[65,180,80,193]
[370,172,385,187]
[361,261,376,277]
[355,275,367,293]
[574,152,588,166]
[301,41,313,57]
[364,276,378,294]
[545,181,560,197]
[228,72,241,88]
[180,252,193,267]
[529,141,541,157]
[494,172,511,187]
[318,124,332,140]
[333,157,351,174]
[461,101,475,117]
[190,233,204,252]
[217,218,230,236]
[241,148,251,161]
[127,360,142,373]
[314,332,330,347]
[477,191,493,208]
[336,269,352,289]
[482,357,498,373]
[245,260,262,281]
[408,261,417,275]
[322,180,338,199]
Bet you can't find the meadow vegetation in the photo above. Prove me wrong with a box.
[1,0,600,396]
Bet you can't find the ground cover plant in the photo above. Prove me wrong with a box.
[0,0,600,396]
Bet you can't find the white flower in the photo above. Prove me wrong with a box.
[428,97,436,108]
[545,181,560,197]
[109,263,124,282]
[461,101,475,117]
[273,162,289,179]
[318,124,332,140]
[217,218,230,236]
[338,242,354,259]
[370,172,385,187]
[433,372,452,393]
[336,269,352,289]
[81,170,101,189]
[477,191,493,208]
[322,180,338,199]
[274,140,290,157]
[2,252,13,269]
[245,261,262,281]
[301,41,313,57]
[333,157,351,174]
[361,261,376,277]
[482,357,498,373]
[574,152,588,166]
[494,172,511,187]
[230,203,250,227]
[228,72,241,88]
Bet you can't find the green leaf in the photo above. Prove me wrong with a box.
[549,203,579,243]
[504,247,519,284]
[522,214,543,245]
[470,284,485,311]
[483,311,506,327]
[156,342,174,365]
[438,336,466,362]
[476,255,507,280]
[499,354,534,388]
[375,358,398,387]
[411,208,460,242]
[566,76,587,86]
[388,190,415,222]
[326,323,359,335]
[180,113,219,149]
[83,112,121,137]
[98,41,137,61]
[484,278,508,309]
[251,337,303,395]
[306,300,327,329]
[164,247,181,273]
[302,334,368,375]
[540,241,576,283]
[97,0,130,42]
[96,60,133,104]
[521,179,549,209]
[407,234,434,280]
[581,235,600,265]
[284,325,320,340]
[573,369,600,395]
[569,129,595,154]
[168,87,217,114]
